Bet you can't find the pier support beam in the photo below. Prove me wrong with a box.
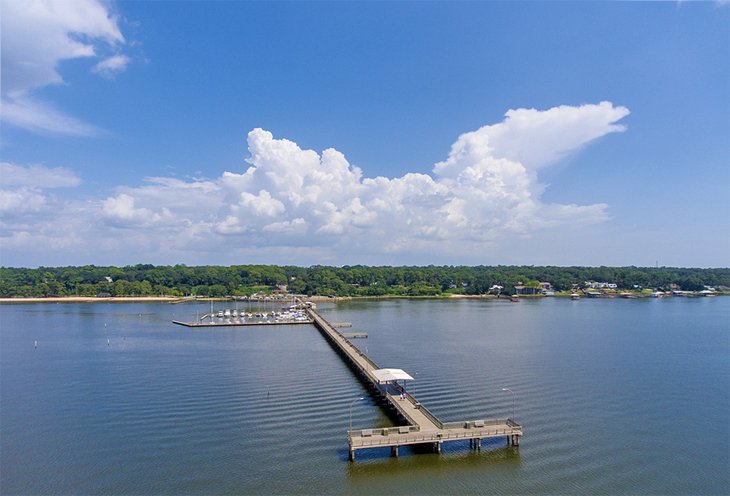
[476,438,481,451]
[391,446,399,457]
[349,449,355,462]
[435,441,442,454]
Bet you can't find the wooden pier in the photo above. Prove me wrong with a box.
[306,308,522,461]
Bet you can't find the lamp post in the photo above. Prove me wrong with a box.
[501,388,516,421]
[349,397,364,433]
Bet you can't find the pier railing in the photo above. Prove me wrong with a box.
[307,308,380,375]
[403,391,444,429]
[441,418,514,429]
[383,391,422,428]
[348,423,523,448]
[348,425,420,439]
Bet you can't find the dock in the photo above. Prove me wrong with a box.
[306,308,522,461]
[341,332,368,339]
[172,319,312,328]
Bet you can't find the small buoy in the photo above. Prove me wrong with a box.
[107,339,110,346]
[34,340,38,348]
[104,323,107,328]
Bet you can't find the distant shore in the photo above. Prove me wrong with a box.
[0,294,504,304]
[0,296,183,303]
[1,292,725,304]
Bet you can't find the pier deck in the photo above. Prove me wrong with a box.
[306,307,522,461]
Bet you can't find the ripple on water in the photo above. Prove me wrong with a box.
[1,298,728,495]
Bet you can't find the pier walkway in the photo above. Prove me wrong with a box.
[306,307,522,461]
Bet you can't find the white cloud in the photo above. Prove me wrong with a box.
[238,190,286,217]
[0,95,103,136]
[438,101,631,173]
[0,162,82,188]
[263,218,309,234]
[91,55,131,78]
[0,0,128,135]
[0,163,81,225]
[0,187,47,214]
[101,193,174,228]
[0,102,628,265]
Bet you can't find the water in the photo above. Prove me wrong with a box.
[1,298,728,495]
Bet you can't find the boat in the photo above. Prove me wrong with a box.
[510,295,519,302]
[571,293,581,300]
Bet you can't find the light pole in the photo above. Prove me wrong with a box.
[349,397,364,433]
[501,388,516,421]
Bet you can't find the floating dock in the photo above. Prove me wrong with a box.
[305,307,522,461]
[341,332,368,339]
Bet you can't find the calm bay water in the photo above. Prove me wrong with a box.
[1,297,728,495]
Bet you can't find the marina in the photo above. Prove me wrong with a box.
[172,319,311,327]
[172,302,312,327]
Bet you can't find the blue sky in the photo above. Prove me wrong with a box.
[1,0,728,268]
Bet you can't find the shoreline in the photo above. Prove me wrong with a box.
[1,292,725,304]
[0,294,501,303]
[0,296,186,303]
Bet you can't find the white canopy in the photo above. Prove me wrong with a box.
[372,368,415,383]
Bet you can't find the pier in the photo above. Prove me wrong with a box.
[306,307,522,461]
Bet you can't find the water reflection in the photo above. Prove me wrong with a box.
[346,445,522,478]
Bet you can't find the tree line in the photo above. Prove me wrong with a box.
[0,264,728,298]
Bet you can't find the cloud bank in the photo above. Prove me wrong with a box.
[0,0,128,135]
[0,102,629,266]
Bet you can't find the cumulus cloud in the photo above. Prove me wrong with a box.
[0,187,48,214]
[0,0,128,135]
[0,102,629,265]
[0,163,87,260]
[101,193,174,230]
[0,162,81,218]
